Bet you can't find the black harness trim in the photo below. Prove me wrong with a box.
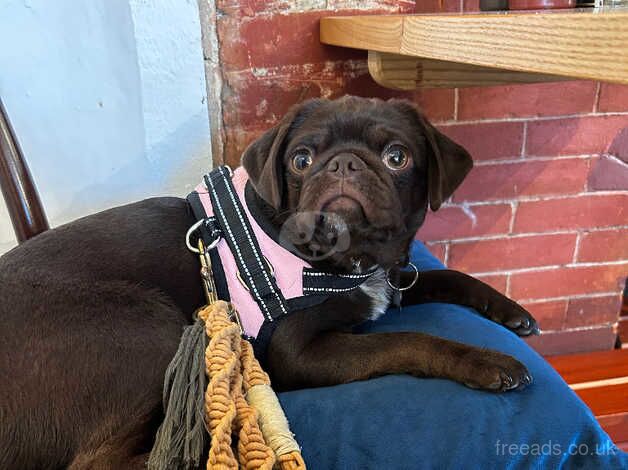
[187,191,230,302]
[204,166,288,322]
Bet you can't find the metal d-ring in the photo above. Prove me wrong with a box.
[186,219,221,254]
[386,262,419,291]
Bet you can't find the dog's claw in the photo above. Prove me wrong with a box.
[483,297,539,337]
[499,372,515,390]
[462,352,533,393]
[498,308,539,337]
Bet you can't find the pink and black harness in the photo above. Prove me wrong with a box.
[187,166,376,363]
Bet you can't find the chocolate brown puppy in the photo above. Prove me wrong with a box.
[0,97,538,469]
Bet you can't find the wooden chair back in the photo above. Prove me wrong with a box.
[0,98,49,242]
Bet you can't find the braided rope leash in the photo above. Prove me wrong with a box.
[149,234,305,469]
[199,301,306,470]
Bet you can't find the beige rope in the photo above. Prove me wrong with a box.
[198,301,306,470]
[247,385,301,457]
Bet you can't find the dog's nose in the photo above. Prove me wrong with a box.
[326,153,365,176]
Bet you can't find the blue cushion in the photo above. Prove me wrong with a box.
[278,241,628,469]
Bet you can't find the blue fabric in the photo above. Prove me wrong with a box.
[278,241,628,469]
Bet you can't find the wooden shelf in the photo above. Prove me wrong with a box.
[320,9,628,89]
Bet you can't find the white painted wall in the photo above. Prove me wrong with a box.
[0,0,211,255]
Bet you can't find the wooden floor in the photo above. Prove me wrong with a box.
[547,349,628,451]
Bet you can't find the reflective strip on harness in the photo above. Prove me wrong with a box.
[302,267,376,294]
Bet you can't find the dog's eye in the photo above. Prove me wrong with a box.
[382,145,410,171]
[291,148,313,173]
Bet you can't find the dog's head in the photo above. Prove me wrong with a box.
[242,96,472,272]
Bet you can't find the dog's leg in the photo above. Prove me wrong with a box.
[400,270,539,336]
[270,330,531,392]
[267,294,531,392]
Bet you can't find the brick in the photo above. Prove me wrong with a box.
[218,0,411,17]
[510,263,628,300]
[513,194,628,233]
[462,0,481,11]
[425,242,447,264]
[474,274,508,294]
[458,81,597,121]
[520,300,567,331]
[415,0,460,12]
[526,115,628,157]
[564,295,623,328]
[417,203,512,242]
[218,11,359,71]
[222,65,343,130]
[219,8,410,72]
[415,88,456,123]
[438,122,524,161]
[598,83,628,113]
[223,127,263,167]
[453,158,588,202]
[341,68,421,104]
[607,126,628,162]
[223,66,455,131]
[222,62,427,131]
[588,155,628,192]
[219,1,314,16]
[330,0,415,11]
[525,326,616,356]
[577,229,628,263]
[216,1,299,17]
[449,234,576,272]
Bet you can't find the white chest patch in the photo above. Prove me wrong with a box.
[359,268,392,321]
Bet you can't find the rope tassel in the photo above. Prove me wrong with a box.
[148,319,208,470]
[149,301,306,470]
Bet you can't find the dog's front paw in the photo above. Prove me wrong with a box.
[462,351,533,393]
[482,296,540,337]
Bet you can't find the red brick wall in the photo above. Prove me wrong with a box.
[208,1,628,355]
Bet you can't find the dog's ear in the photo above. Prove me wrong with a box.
[389,99,473,211]
[241,99,325,210]
[421,116,473,211]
